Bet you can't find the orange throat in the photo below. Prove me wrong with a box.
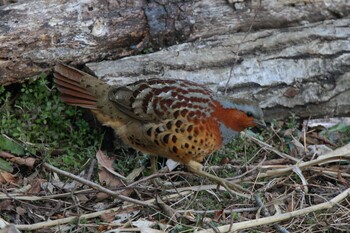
[212,102,255,132]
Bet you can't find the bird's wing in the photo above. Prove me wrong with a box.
[108,79,215,123]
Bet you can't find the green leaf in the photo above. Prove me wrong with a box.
[0,135,25,155]
[0,157,13,172]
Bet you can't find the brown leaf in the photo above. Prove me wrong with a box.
[287,198,294,212]
[338,172,350,188]
[98,225,109,232]
[76,194,89,204]
[27,178,46,194]
[96,192,110,200]
[0,171,16,183]
[100,212,116,223]
[220,157,229,165]
[213,209,224,222]
[96,150,123,189]
[96,150,114,170]
[0,200,14,211]
[16,206,26,216]
[0,151,36,168]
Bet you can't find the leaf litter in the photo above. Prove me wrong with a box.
[0,117,349,232]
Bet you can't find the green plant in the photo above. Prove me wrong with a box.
[0,74,101,171]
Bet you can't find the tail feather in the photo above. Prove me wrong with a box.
[54,74,91,95]
[54,64,98,109]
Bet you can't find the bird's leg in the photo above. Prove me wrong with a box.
[150,155,158,174]
[186,160,252,199]
[149,156,174,187]
[150,155,163,186]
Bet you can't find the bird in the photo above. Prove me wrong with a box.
[53,64,265,195]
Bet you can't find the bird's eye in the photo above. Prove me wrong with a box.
[246,111,253,117]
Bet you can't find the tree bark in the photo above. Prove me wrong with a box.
[86,18,350,120]
[0,0,349,119]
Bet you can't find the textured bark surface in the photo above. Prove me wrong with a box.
[87,19,350,120]
[1,0,349,119]
[1,0,349,85]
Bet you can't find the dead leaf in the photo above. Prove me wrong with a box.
[27,179,46,194]
[101,208,140,224]
[0,200,14,211]
[96,192,110,200]
[41,182,55,193]
[96,150,114,170]
[220,157,229,165]
[0,172,16,184]
[76,194,89,204]
[213,210,224,222]
[337,172,350,188]
[100,212,116,223]
[15,207,26,216]
[0,151,36,169]
[125,166,144,183]
[287,199,295,212]
[96,150,123,188]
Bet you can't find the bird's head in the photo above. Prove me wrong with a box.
[214,97,266,132]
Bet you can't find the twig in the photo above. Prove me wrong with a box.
[176,207,258,214]
[85,158,96,181]
[233,143,350,183]
[15,206,122,230]
[195,188,350,233]
[13,189,191,231]
[42,162,157,209]
[242,132,301,163]
[310,167,350,178]
[126,171,189,188]
[0,189,97,201]
[253,194,289,233]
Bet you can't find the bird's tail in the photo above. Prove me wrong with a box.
[53,64,104,109]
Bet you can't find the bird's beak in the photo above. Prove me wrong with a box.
[254,118,267,128]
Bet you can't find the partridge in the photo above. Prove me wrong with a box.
[54,64,265,194]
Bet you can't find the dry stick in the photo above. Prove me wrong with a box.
[233,143,350,183]
[42,163,157,209]
[14,206,122,231]
[85,158,96,181]
[14,191,192,231]
[310,167,350,178]
[126,171,190,188]
[0,189,98,200]
[253,195,289,233]
[176,207,258,214]
[196,188,350,233]
[242,132,300,163]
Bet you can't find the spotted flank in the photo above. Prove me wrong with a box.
[107,79,225,163]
